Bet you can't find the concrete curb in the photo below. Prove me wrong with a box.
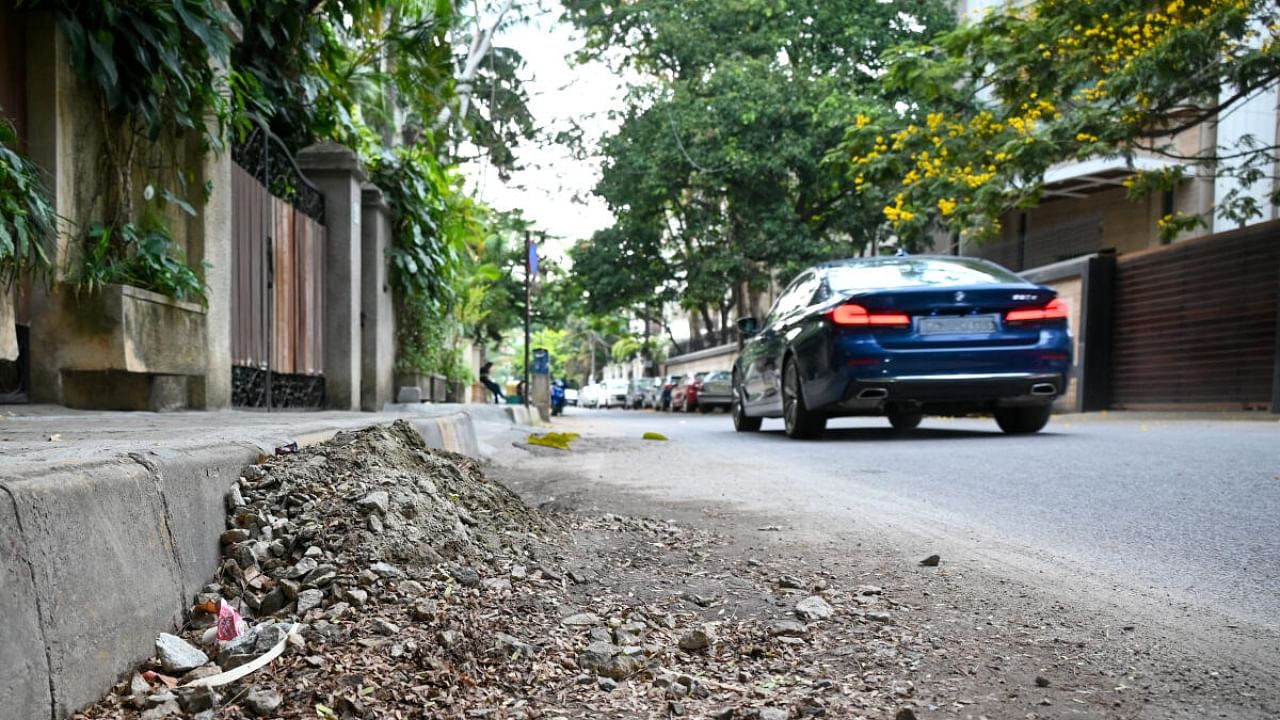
[0,412,478,720]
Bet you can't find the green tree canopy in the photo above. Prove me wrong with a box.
[564,0,955,328]
[841,0,1280,243]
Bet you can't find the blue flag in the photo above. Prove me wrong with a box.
[528,241,539,275]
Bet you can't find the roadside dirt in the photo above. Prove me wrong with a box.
[496,434,1280,720]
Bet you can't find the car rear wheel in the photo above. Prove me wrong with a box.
[732,380,762,432]
[887,408,922,431]
[994,405,1052,434]
[783,359,825,439]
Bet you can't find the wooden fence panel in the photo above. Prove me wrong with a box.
[231,165,325,378]
[1111,222,1278,410]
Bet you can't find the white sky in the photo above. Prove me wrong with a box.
[463,9,624,257]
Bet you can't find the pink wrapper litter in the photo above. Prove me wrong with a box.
[217,601,247,641]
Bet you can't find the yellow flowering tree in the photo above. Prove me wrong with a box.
[839,0,1280,242]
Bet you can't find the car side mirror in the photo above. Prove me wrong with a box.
[736,316,759,336]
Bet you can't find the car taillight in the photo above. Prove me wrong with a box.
[828,303,911,327]
[1005,298,1068,323]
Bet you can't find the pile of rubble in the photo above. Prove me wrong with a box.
[78,422,924,719]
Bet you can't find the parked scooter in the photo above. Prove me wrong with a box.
[551,379,567,416]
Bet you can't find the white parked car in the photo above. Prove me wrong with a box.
[600,379,630,408]
[579,383,604,408]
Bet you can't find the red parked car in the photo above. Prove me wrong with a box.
[670,372,707,412]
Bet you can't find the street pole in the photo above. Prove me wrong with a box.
[524,229,531,410]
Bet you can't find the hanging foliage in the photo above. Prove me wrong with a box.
[0,119,56,285]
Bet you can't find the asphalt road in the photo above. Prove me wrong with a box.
[544,407,1280,630]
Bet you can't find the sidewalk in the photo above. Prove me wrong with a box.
[0,402,536,720]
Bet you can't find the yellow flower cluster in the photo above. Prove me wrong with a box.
[883,192,915,223]
[1047,0,1239,75]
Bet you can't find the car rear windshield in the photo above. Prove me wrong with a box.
[826,258,1026,292]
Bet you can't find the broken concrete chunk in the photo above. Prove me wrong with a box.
[156,633,209,674]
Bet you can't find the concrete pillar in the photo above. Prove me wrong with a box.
[188,122,232,409]
[297,143,365,411]
[359,184,395,412]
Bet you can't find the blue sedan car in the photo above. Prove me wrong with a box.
[731,256,1072,438]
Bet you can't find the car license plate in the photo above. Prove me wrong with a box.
[919,316,997,335]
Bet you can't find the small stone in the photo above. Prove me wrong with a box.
[304,545,323,558]
[769,620,807,637]
[240,465,266,482]
[297,589,325,614]
[778,574,805,589]
[758,708,788,720]
[244,687,283,717]
[368,514,384,533]
[356,491,390,515]
[283,557,318,579]
[576,641,618,674]
[561,612,601,627]
[482,577,512,592]
[795,596,834,621]
[221,528,251,544]
[177,666,221,686]
[865,611,892,623]
[140,700,181,719]
[495,633,536,657]
[373,619,400,636]
[302,564,337,587]
[358,569,380,586]
[399,580,426,596]
[344,588,369,607]
[510,565,528,580]
[669,700,686,716]
[258,587,290,616]
[279,578,301,601]
[598,677,619,692]
[1039,698,1053,706]
[451,566,481,587]
[678,627,713,653]
[1035,675,1051,688]
[856,585,884,595]
[156,633,209,674]
[604,654,644,679]
[371,562,403,578]
[175,686,218,713]
[225,486,246,511]
[919,554,941,567]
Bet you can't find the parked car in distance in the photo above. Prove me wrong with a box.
[579,383,603,408]
[627,377,656,409]
[670,372,707,412]
[564,386,579,406]
[732,255,1072,438]
[656,374,684,411]
[694,370,733,413]
[600,378,630,408]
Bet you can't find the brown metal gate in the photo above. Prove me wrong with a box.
[231,162,326,407]
[1110,221,1279,410]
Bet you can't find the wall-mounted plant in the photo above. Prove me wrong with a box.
[71,221,208,306]
[0,118,55,286]
[69,189,209,306]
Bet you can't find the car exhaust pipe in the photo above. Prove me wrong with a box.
[1030,382,1056,396]
[857,388,889,400]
